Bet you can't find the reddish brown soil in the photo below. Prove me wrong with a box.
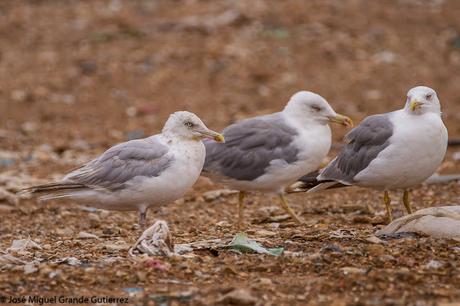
[1,1,460,305]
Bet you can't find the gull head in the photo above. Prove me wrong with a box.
[284,91,353,127]
[163,111,224,142]
[405,86,441,115]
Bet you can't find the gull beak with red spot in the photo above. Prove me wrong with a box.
[194,127,225,143]
[328,114,354,128]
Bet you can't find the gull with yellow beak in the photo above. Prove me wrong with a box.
[23,111,224,228]
[203,91,353,229]
[289,86,448,222]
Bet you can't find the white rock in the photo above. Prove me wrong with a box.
[77,231,100,240]
[7,239,42,252]
[23,263,38,274]
[202,189,238,201]
[426,259,444,269]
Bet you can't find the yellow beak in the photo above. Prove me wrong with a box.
[409,100,423,112]
[214,134,225,143]
[328,113,354,128]
[195,128,225,143]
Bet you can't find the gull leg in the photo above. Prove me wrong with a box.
[238,191,246,231]
[383,191,392,222]
[139,209,147,230]
[402,189,413,214]
[278,193,303,224]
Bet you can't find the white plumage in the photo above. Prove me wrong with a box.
[203,91,353,228]
[24,111,224,228]
[292,86,448,221]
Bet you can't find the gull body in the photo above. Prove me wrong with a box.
[210,113,334,193]
[290,86,448,221]
[24,111,224,227]
[67,136,206,212]
[203,91,352,228]
[353,109,447,189]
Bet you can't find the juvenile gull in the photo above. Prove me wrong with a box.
[203,91,353,229]
[289,86,448,222]
[23,111,224,228]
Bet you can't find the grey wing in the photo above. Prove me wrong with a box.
[203,113,299,181]
[319,114,394,183]
[64,136,173,191]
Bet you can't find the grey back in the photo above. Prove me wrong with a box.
[204,113,299,181]
[320,114,393,183]
[65,136,173,191]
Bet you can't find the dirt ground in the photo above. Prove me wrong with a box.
[1,0,460,305]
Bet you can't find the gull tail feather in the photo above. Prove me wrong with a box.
[19,182,88,197]
[287,181,345,193]
[38,193,77,202]
[286,170,349,193]
[307,182,341,193]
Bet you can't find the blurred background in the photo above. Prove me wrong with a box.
[1,0,460,157]
[1,2,460,302]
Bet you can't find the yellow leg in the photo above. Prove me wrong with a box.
[402,189,413,214]
[384,191,393,223]
[278,193,303,224]
[238,191,246,231]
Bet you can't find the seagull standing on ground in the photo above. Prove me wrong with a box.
[203,91,353,229]
[288,86,448,222]
[23,111,224,228]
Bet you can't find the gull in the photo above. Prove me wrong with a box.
[288,86,448,222]
[23,111,224,228]
[203,91,353,229]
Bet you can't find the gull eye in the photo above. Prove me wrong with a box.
[425,93,433,100]
[311,105,322,112]
[184,121,193,128]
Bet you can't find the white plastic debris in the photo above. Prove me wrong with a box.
[376,206,460,239]
[129,220,174,257]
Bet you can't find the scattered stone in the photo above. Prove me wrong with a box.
[341,267,366,275]
[365,235,385,244]
[162,10,247,34]
[77,231,100,240]
[10,90,28,102]
[0,204,16,213]
[218,288,257,306]
[254,229,277,237]
[256,278,273,286]
[0,188,19,206]
[55,228,74,237]
[352,215,372,224]
[0,254,26,265]
[23,262,38,274]
[52,257,82,266]
[202,189,238,202]
[104,242,130,251]
[425,260,444,269]
[7,239,42,252]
